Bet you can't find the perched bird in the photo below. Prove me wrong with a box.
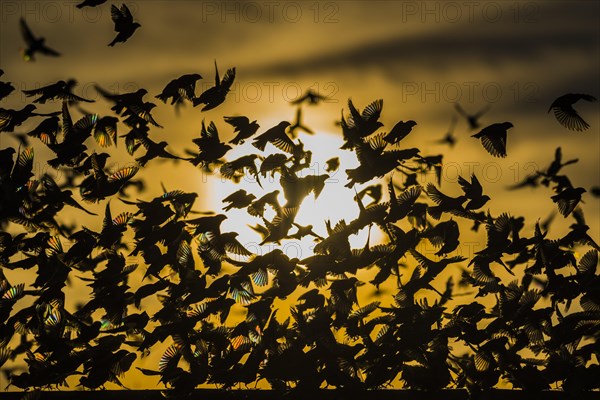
[224,116,260,145]
[455,103,490,130]
[19,18,60,61]
[222,190,256,212]
[458,174,490,210]
[548,93,597,131]
[471,122,513,158]
[22,79,93,104]
[155,73,202,107]
[383,120,417,144]
[188,120,232,167]
[551,187,586,217]
[193,61,236,111]
[290,89,328,105]
[325,157,339,173]
[109,4,141,46]
[76,0,107,7]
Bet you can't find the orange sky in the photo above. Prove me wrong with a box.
[0,0,599,390]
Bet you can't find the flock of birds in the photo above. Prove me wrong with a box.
[1,1,600,398]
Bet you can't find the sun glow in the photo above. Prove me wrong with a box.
[205,130,384,262]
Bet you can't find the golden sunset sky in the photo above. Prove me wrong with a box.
[0,0,599,390]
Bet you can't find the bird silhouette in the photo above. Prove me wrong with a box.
[19,18,60,61]
[193,61,236,111]
[222,189,256,211]
[291,89,328,105]
[458,174,490,210]
[454,103,490,130]
[224,116,260,145]
[340,99,383,149]
[156,73,202,108]
[288,107,314,138]
[549,93,597,131]
[383,120,417,144]
[471,122,513,158]
[325,157,340,173]
[0,70,15,101]
[76,0,107,7]
[433,115,458,147]
[252,121,294,152]
[551,187,586,217]
[109,4,141,46]
[187,120,232,167]
[22,79,93,104]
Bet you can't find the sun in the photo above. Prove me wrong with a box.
[205,130,383,261]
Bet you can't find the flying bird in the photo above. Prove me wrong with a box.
[22,79,94,104]
[155,73,202,109]
[325,157,339,173]
[290,89,328,105]
[193,61,236,111]
[471,122,513,158]
[551,187,586,217]
[454,103,491,130]
[458,174,490,210]
[433,115,458,147]
[252,121,294,152]
[288,107,314,138]
[19,18,60,61]
[76,0,107,7]
[187,120,232,167]
[224,116,260,145]
[109,4,141,46]
[384,120,417,144]
[222,190,256,212]
[548,93,597,131]
[0,70,15,101]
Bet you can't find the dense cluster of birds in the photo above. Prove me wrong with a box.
[1,3,599,399]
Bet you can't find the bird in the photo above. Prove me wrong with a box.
[155,74,202,108]
[187,120,232,167]
[134,136,182,166]
[224,116,260,145]
[222,190,256,212]
[325,157,339,173]
[0,70,15,101]
[252,121,294,152]
[383,120,417,144]
[219,154,262,186]
[109,4,141,46]
[290,89,328,105]
[548,93,597,131]
[433,115,458,147]
[471,122,513,158]
[426,183,467,220]
[22,79,94,104]
[193,61,236,111]
[340,98,384,149]
[458,174,490,210]
[0,105,57,133]
[19,18,60,61]
[76,0,107,7]
[288,107,314,138]
[551,187,586,217]
[454,103,491,130]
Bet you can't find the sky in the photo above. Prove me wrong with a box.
[0,0,599,390]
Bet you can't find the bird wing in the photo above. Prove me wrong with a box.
[362,99,383,122]
[478,127,507,158]
[19,18,36,45]
[552,105,590,131]
[220,68,236,91]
